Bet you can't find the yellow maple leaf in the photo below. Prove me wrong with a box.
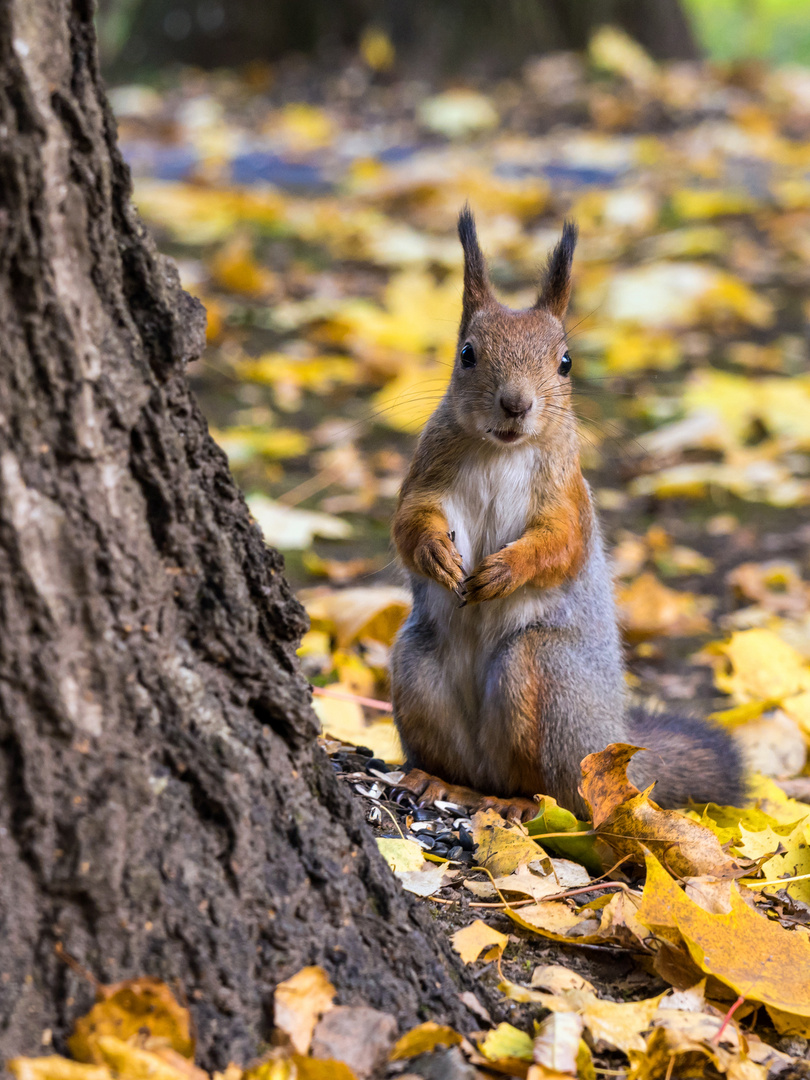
[450,920,508,965]
[68,977,194,1064]
[389,1023,463,1061]
[740,820,810,903]
[637,853,810,1022]
[710,628,810,703]
[477,1023,534,1065]
[617,573,712,640]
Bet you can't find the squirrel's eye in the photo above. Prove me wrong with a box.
[558,351,572,377]
[460,343,476,369]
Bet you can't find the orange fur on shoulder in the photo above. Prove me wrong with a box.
[525,471,591,588]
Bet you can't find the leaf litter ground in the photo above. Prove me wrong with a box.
[17,25,810,1080]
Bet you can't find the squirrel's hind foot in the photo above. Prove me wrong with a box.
[395,768,538,823]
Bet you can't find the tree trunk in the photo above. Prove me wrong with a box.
[101,0,699,79]
[0,0,482,1067]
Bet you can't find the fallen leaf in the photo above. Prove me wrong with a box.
[242,1051,296,1080]
[602,263,772,331]
[478,1023,534,1065]
[209,233,276,296]
[506,901,602,942]
[525,797,603,875]
[312,690,402,763]
[396,864,455,897]
[637,853,810,1023]
[562,992,664,1056]
[602,326,680,373]
[630,456,810,506]
[747,774,810,826]
[450,920,508,965]
[589,25,657,89]
[68,977,194,1064]
[672,188,759,220]
[271,103,334,151]
[133,181,285,245]
[682,372,810,450]
[248,495,351,550]
[532,1012,583,1075]
[738,819,810,903]
[417,90,499,139]
[375,838,424,873]
[548,859,592,890]
[310,1006,397,1080]
[300,586,410,647]
[371,363,448,433]
[732,709,806,779]
[92,1038,199,1080]
[472,809,544,877]
[580,744,742,878]
[211,427,309,466]
[289,1058,357,1080]
[302,553,383,584]
[273,967,336,1055]
[709,628,810,703]
[627,1020,768,1080]
[503,984,664,1055]
[9,1061,112,1080]
[388,1023,462,1060]
[530,966,596,994]
[491,869,562,902]
[617,574,712,640]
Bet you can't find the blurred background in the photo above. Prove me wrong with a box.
[98,0,810,760]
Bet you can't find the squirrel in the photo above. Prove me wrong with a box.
[389,206,746,822]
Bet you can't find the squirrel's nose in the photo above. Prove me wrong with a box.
[499,393,533,419]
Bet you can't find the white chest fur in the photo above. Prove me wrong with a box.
[442,444,539,573]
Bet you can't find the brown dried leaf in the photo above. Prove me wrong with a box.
[580,744,742,878]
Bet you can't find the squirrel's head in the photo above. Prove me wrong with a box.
[448,205,578,449]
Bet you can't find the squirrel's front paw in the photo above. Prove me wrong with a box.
[414,533,465,597]
[465,552,516,603]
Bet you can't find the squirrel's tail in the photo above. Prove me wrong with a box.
[625,707,747,808]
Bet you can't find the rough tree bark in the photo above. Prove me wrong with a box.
[0,0,484,1068]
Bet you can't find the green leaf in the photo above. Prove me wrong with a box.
[525,796,603,876]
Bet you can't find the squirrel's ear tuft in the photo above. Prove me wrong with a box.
[458,204,491,324]
[537,220,578,319]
